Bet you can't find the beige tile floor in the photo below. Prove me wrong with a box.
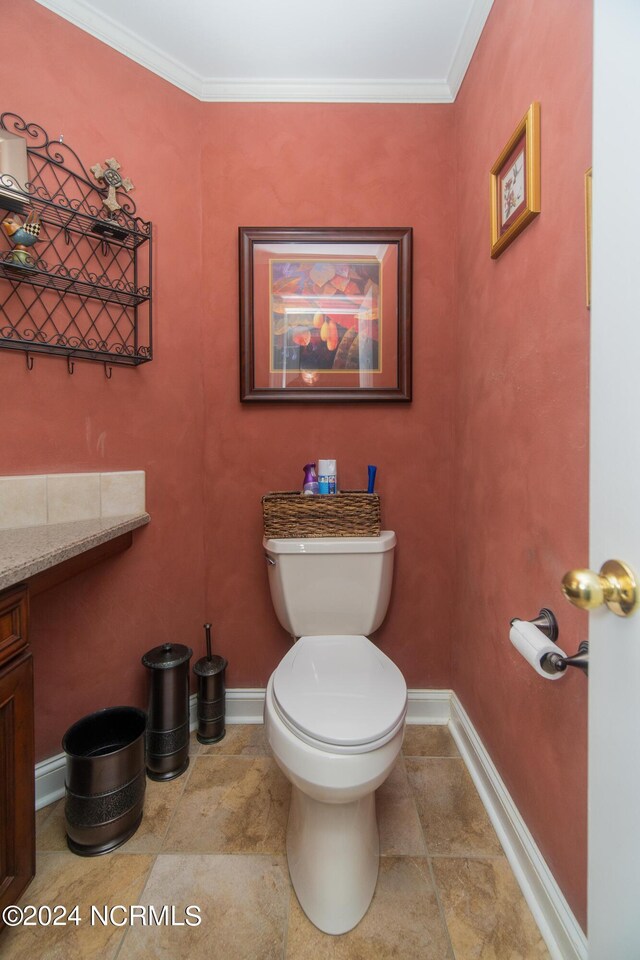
[2,725,550,960]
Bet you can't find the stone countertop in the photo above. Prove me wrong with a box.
[0,513,150,592]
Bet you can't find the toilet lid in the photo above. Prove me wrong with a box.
[273,635,407,747]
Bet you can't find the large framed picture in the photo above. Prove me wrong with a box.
[490,102,541,259]
[239,227,412,402]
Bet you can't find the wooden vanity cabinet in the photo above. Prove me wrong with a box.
[0,585,34,920]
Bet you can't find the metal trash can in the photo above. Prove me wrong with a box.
[62,705,146,857]
[142,642,192,781]
[194,624,227,744]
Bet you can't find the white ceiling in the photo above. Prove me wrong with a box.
[35,0,494,103]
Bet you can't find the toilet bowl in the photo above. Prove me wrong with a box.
[262,532,407,934]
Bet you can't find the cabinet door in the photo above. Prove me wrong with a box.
[0,650,35,918]
[0,586,35,924]
[0,585,28,668]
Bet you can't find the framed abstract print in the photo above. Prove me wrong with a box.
[239,227,412,402]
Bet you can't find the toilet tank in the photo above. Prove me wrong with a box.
[262,531,396,638]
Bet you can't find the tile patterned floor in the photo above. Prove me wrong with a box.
[2,725,550,960]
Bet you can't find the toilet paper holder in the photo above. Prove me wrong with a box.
[510,608,589,677]
[510,608,559,642]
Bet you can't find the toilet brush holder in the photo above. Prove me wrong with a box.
[142,642,193,781]
[194,623,227,744]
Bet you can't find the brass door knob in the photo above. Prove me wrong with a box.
[561,559,638,617]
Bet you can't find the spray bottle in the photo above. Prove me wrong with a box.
[302,462,319,495]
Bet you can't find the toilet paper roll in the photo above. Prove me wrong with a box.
[509,620,567,680]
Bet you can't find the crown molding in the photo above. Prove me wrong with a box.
[34,0,204,99]
[448,0,495,98]
[198,78,453,104]
[35,0,490,104]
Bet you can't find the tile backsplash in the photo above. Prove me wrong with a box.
[0,472,146,530]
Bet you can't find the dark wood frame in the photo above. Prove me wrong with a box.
[239,227,412,402]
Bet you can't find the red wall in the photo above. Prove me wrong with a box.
[452,0,592,928]
[1,6,457,735]
[0,4,207,759]
[2,0,592,928]
[200,103,456,690]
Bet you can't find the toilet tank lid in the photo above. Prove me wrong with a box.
[263,530,396,555]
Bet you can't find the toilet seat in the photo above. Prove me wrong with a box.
[272,635,407,754]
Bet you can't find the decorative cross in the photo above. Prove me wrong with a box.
[90,157,134,213]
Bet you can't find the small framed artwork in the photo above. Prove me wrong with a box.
[490,102,541,259]
[585,167,592,308]
[239,226,412,402]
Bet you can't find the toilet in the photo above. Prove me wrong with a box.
[263,530,407,935]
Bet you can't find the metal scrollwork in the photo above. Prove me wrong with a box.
[0,114,152,367]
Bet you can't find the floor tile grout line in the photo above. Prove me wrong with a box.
[208,755,263,841]
[154,851,289,861]
[402,757,434,858]
[151,756,195,854]
[403,752,505,860]
[281,865,292,960]
[112,913,132,960]
[157,752,255,855]
[35,803,56,834]
[111,852,159,960]
[402,756,462,761]
[218,752,273,757]
[427,855,458,960]
[34,798,64,854]
[408,743,463,958]
[400,753,502,865]
[22,727,544,957]
[429,852,507,861]
[402,754,464,761]
[159,754,288,858]
[38,847,508,861]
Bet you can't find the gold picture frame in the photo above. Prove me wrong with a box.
[585,167,592,308]
[490,102,541,259]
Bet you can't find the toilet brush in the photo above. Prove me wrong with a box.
[193,623,228,744]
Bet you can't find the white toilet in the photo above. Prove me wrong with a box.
[263,530,407,935]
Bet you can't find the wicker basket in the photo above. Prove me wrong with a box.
[262,491,381,539]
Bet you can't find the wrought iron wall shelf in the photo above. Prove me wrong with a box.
[0,256,149,308]
[0,114,152,368]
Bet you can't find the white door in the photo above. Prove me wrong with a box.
[588,2,640,956]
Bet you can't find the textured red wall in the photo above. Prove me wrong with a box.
[452,0,592,928]
[2,0,591,927]
[0,3,207,760]
[200,103,457,690]
[1,7,457,749]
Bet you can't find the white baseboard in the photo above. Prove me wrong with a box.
[34,687,585,960]
[405,688,451,723]
[189,687,265,726]
[186,687,452,726]
[449,693,587,960]
[35,752,67,811]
